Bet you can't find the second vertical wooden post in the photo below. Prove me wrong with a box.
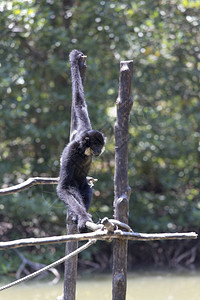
[112,60,133,300]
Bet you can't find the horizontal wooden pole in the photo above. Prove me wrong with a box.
[0,177,59,195]
[0,176,97,195]
[0,231,197,250]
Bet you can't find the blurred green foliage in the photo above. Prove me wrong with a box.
[0,0,200,272]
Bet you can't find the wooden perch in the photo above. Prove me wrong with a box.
[108,219,132,232]
[86,221,104,231]
[0,177,59,195]
[0,230,197,250]
[0,176,97,195]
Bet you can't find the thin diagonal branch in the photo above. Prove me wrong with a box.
[0,239,96,292]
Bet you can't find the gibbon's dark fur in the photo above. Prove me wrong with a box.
[57,49,105,232]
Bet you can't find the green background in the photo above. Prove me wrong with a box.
[0,0,199,274]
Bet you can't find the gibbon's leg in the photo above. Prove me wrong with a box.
[80,181,93,211]
[57,184,92,230]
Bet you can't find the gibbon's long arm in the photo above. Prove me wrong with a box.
[69,50,92,132]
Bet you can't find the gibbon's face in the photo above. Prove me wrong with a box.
[91,143,104,157]
[91,134,105,157]
[84,130,105,157]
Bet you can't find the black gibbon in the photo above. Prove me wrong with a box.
[57,49,105,232]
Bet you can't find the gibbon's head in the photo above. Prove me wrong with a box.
[81,130,106,157]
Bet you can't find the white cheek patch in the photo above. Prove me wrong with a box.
[101,146,105,154]
[84,147,93,156]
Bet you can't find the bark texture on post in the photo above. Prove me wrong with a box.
[112,60,133,300]
[63,55,87,300]
[63,214,78,300]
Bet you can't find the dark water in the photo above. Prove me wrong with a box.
[1,271,200,300]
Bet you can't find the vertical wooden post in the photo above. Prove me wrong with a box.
[63,55,87,300]
[112,60,133,300]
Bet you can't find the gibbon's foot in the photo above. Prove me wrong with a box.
[78,215,92,233]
